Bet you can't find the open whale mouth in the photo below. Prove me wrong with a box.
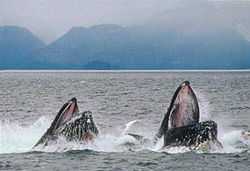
[53,97,79,130]
[33,97,80,147]
[169,81,199,128]
[154,81,222,148]
[155,81,200,140]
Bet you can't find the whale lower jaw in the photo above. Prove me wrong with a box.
[163,120,220,147]
[35,112,98,147]
[57,112,99,142]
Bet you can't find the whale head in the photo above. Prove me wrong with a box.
[52,97,79,131]
[33,97,99,147]
[59,110,99,142]
[155,81,199,140]
[169,81,199,128]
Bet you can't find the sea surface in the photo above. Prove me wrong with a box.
[0,71,250,171]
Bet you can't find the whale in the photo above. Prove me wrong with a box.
[33,97,99,147]
[154,81,199,141]
[154,81,222,148]
[127,81,222,148]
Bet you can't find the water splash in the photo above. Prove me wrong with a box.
[196,90,211,121]
[121,120,138,135]
[0,116,51,154]
[0,117,249,154]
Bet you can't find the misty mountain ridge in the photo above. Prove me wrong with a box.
[0,26,45,69]
[0,24,250,69]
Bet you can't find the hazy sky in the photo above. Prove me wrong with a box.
[0,0,249,43]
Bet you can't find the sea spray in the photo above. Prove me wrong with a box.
[0,116,51,154]
[196,90,211,121]
[0,117,249,154]
[121,120,138,135]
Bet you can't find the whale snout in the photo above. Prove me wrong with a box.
[69,97,77,103]
[181,81,190,87]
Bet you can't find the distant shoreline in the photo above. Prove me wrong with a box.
[1,69,250,73]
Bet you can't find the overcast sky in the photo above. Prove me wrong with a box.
[0,0,249,43]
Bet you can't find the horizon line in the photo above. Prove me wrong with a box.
[1,69,250,73]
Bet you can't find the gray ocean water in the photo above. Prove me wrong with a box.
[0,71,250,171]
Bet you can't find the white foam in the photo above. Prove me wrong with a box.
[196,91,211,121]
[0,117,51,154]
[121,120,138,135]
[0,117,249,154]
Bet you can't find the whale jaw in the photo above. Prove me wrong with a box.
[169,81,199,128]
[53,97,79,131]
[58,111,99,142]
[155,81,200,140]
[155,81,221,149]
[33,98,99,148]
[163,120,219,147]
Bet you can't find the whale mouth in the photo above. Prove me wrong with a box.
[57,110,99,142]
[154,81,221,148]
[54,97,79,130]
[169,81,199,128]
[155,81,200,140]
[33,97,80,147]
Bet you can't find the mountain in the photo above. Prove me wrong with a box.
[33,24,250,69]
[0,26,45,69]
[33,24,130,69]
[1,1,250,70]
[1,24,250,69]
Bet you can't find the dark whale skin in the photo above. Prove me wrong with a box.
[164,120,218,147]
